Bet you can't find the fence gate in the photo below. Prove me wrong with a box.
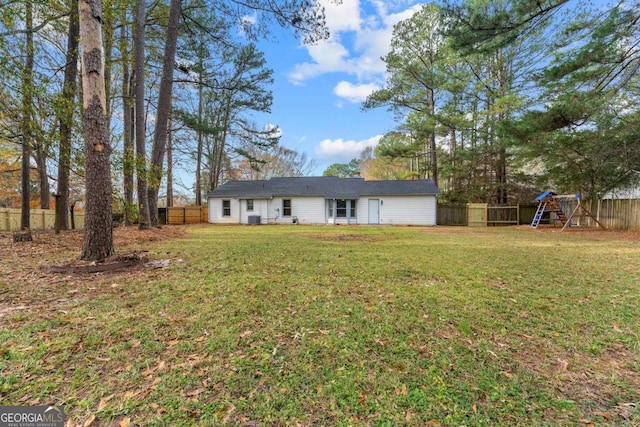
[166,206,207,225]
[467,203,488,227]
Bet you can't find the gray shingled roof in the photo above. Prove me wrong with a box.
[207,176,439,199]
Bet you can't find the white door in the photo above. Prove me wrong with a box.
[368,199,379,224]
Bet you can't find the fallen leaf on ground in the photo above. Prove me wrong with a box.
[83,414,95,427]
[186,388,204,397]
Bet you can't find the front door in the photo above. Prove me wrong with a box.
[368,199,379,224]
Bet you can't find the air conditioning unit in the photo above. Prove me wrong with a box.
[248,215,261,225]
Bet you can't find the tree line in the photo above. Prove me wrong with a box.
[326,1,640,205]
[1,0,329,257]
[1,0,638,258]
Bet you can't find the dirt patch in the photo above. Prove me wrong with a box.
[43,252,150,274]
[424,226,496,236]
[0,226,187,312]
[0,225,185,265]
[299,232,385,242]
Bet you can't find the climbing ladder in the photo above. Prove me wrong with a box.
[530,202,546,228]
[530,192,605,231]
[530,192,568,228]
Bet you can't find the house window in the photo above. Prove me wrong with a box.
[222,200,231,217]
[336,200,356,218]
[283,199,292,217]
[247,199,254,211]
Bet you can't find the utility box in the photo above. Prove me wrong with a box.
[248,215,261,225]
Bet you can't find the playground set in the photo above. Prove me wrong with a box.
[530,191,605,230]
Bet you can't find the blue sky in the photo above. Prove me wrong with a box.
[248,0,617,176]
[252,0,425,175]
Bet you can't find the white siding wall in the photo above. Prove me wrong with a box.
[357,196,437,225]
[208,197,327,224]
[271,197,326,224]
[209,195,437,225]
[239,199,269,224]
[208,198,241,224]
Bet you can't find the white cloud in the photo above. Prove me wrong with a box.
[241,13,257,26]
[264,123,282,138]
[323,0,362,32]
[353,4,423,74]
[288,37,353,83]
[333,81,380,103]
[288,1,423,102]
[315,135,382,162]
[239,12,258,37]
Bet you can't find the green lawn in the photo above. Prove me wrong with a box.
[1,225,639,426]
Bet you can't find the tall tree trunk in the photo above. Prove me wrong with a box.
[497,147,507,204]
[123,84,134,223]
[166,116,173,208]
[20,0,34,235]
[148,0,181,227]
[56,0,79,230]
[429,130,437,186]
[123,74,134,209]
[495,50,509,205]
[79,0,114,260]
[35,147,49,208]
[210,96,231,190]
[195,70,203,206]
[121,7,134,224]
[427,87,438,187]
[70,200,76,229]
[134,0,150,229]
[103,3,114,124]
[449,128,457,193]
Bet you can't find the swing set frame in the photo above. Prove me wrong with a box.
[532,192,606,231]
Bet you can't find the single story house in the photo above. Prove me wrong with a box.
[206,176,440,226]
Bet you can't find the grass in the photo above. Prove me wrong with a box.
[1,225,639,426]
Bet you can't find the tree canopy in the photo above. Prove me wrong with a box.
[0,0,332,257]
[2,0,639,256]
[364,0,640,202]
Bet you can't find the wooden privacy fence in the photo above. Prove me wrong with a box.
[438,204,538,227]
[0,208,85,231]
[585,199,640,231]
[438,200,640,230]
[165,205,208,225]
[436,203,467,226]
